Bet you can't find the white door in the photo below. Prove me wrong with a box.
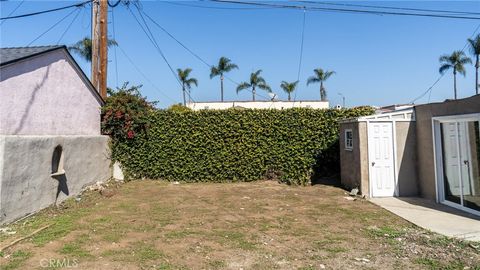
[368,122,396,197]
[441,122,472,196]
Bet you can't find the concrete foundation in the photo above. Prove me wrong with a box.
[0,135,111,224]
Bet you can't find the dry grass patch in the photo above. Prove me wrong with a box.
[0,180,478,269]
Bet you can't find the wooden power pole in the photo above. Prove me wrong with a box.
[91,0,108,99]
[91,0,99,90]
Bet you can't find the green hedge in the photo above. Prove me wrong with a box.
[111,107,374,185]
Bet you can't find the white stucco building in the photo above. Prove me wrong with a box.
[186,100,330,111]
[0,45,111,224]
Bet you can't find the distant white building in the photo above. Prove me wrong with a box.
[186,100,330,111]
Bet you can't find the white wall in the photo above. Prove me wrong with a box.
[187,101,329,111]
[0,49,102,135]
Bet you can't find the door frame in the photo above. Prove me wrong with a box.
[367,120,399,198]
[432,113,480,216]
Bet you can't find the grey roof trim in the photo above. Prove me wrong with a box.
[0,45,64,66]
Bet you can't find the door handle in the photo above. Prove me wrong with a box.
[371,162,375,167]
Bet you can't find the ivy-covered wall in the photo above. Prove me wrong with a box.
[110,107,374,185]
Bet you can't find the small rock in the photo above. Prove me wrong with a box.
[343,196,356,201]
[173,181,180,185]
[100,188,115,198]
[350,188,359,196]
[319,264,326,269]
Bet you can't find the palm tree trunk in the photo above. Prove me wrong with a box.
[220,74,224,102]
[453,68,457,100]
[288,93,291,101]
[319,83,322,101]
[475,55,479,95]
[182,84,186,106]
[252,86,256,101]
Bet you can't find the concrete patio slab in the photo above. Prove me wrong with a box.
[370,197,480,242]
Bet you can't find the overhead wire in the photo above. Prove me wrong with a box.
[56,8,82,45]
[294,1,480,16]
[27,7,80,46]
[111,6,119,87]
[409,23,480,104]
[292,8,306,105]
[127,4,197,102]
[207,0,480,20]
[117,44,178,103]
[141,8,271,100]
[0,0,91,21]
[0,0,25,26]
[162,1,277,10]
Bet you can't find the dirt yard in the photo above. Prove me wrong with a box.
[0,180,479,270]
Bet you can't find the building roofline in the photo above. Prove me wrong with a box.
[188,100,329,104]
[1,45,104,105]
[0,45,64,67]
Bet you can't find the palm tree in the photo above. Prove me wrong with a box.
[306,68,335,101]
[68,37,118,62]
[280,80,299,101]
[210,57,238,102]
[467,34,480,95]
[177,68,198,106]
[236,69,271,101]
[439,51,472,99]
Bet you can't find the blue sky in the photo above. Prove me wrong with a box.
[1,1,479,108]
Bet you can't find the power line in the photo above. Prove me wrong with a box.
[111,7,119,87]
[297,9,306,81]
[0,0,91,21]
[163,1,277,10]
[292,8,306,104]
[127,5,181,86]
[127,5,197,102]
[56,8,82,45]
[294,1,480,16]
[208,0,480,20]
[27,7,80,46]
[117,44,177,103]
[409,23,480,104]
[0,0,24,26]
[141,9,271,100]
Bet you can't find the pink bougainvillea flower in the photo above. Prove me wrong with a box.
[127,130,135,139]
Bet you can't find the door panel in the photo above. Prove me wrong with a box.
[369,122,395,197]
[462,121,480,212]
[439,119,480,213]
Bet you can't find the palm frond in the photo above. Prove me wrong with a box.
[439,64,452,75]
[257,83,271,92]
[210,66,220,78]
[236,82,251,93]
[468,34,480,55]
[306,76,319,85]
[186,78,198,87]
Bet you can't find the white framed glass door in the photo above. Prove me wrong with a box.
[434,114,480,215]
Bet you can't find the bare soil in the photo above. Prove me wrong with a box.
[0,180,479,270]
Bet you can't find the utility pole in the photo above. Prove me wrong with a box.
[98,0,108,99]
[91,0,108,99]
[91,0,99,90]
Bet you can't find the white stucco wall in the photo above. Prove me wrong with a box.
[0,49,102,135]
[0,135,111,224]
[186,100,329,111]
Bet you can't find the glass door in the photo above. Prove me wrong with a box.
[438,117,480,214]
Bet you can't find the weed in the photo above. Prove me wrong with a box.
[2,250,31,270]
